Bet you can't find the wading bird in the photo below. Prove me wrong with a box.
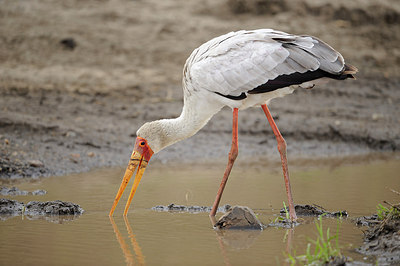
[109,29,357,221]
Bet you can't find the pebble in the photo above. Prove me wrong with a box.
[28,160,44,167]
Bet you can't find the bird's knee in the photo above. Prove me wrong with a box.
[229,147,238,161]
[277,137,287,155]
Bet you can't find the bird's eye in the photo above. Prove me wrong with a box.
[140,141,146,146]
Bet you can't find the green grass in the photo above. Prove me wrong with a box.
[283,201,290,220]
[273,201,290,223]
[287,217,343,265]
[376,203,400,220]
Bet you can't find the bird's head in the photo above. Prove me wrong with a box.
[109,120,174,216]
[108,134,155,216]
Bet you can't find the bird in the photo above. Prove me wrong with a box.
[109,29,357,221]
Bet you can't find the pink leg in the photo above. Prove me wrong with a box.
[261,104,297,221]
[210,108,239,217]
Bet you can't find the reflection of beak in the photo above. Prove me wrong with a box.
[109,150,149,216]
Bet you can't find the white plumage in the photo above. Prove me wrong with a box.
[184,29,344,102]
[110,29,356,219]
[138,29,354,153]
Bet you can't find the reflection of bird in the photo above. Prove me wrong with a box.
[109,29,357,220]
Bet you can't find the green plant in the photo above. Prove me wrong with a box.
[376,204,390,220]
[376,203,400,220]
[273,201,291,223]
[288,217,343,265]
[283,201,290,220]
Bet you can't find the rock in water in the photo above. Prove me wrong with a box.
[24,200,84,215]
[0,199,24,215]
[280,204,348,217]
[215,206,263,230]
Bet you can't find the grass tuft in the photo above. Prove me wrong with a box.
[283,201,290,220]
[288,216,343,265]
[376,202,400,221]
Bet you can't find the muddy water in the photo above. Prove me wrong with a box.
[1,158,399,265]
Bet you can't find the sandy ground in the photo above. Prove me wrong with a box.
[1,0,399,178]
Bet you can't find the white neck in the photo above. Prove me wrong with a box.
[137,94,223,153]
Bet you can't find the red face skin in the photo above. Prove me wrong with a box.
[134,137,154,162]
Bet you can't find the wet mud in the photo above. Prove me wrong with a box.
[268,204,347,229]
[214,206,264,230]
[356,201,400,264]
[0,199,84,221]
[281,204,348,218]
[355,214,380,227]
[0,199,24,217]
[357,219,400,264]
[0,186,47,196]
[151,203,231,213]
[0,0,399,179]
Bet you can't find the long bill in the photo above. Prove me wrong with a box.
[109,150,150,216]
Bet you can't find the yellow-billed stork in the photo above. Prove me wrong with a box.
[109,29,357,221]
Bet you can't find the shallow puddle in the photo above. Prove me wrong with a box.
[1,157,399,265]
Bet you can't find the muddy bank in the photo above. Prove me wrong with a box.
[358,219,400,264]
[1,0,400,179]
[0,199,84,222]
[356,200,400,264]
[280,204,348,218]
[1,78,399,179]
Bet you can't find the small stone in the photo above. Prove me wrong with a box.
[60,38,77,50]
[87,152,95,157]
[215,206,263,230]
[372,113,383,121]
[65,131,77,138]
[28,160,44,167]
[70,153,80,163]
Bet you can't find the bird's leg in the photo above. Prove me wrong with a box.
[261,104,297,222]
[210,108,239,217]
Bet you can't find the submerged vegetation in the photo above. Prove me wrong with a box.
[288,217,345,265]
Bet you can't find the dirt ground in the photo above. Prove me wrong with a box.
[1,0,399,178]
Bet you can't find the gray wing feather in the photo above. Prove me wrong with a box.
[185,29,346,97]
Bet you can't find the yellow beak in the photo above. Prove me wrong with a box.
[109,151,149,216]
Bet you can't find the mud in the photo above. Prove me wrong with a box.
[0,199,84,221]
[357,219,400,264]
[268,204,347,228]
[0,186,46,196]
[355,214,380,227]
[0,199,24,217]
[0,0,399,179]
[24,200,84,215]
[214,206,263,230]
[356,200,400,264]
[151,203,231,213]
[281,204,348,218]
